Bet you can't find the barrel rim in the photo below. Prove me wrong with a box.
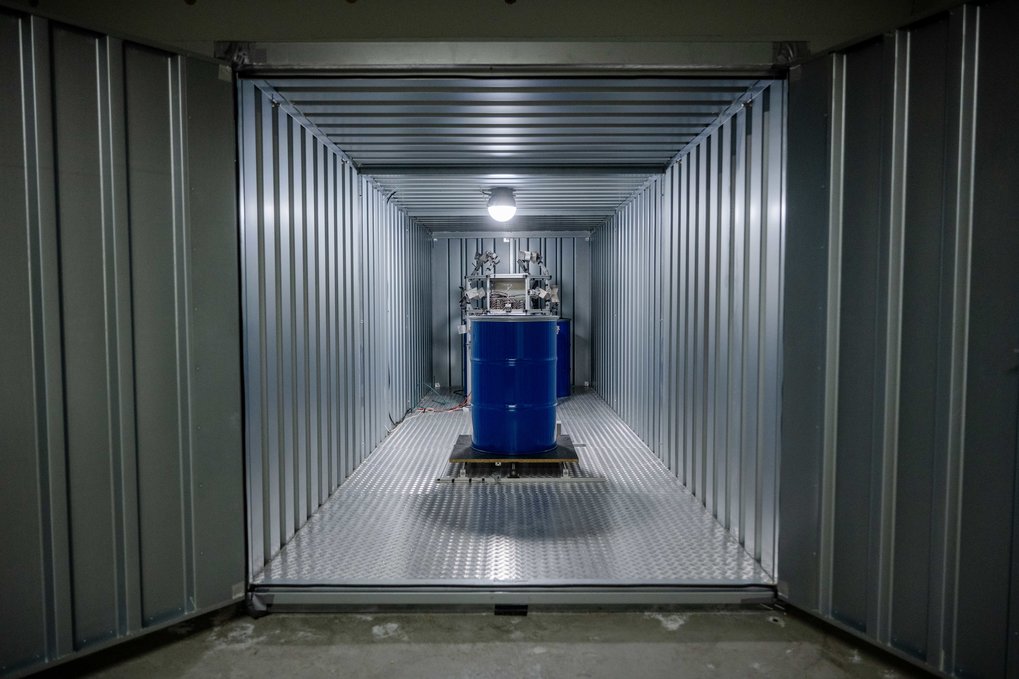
[470,315,559,322]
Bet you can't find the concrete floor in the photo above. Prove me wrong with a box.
[48,606,929,678]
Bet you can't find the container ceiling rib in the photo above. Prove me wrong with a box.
[255,76,765,232]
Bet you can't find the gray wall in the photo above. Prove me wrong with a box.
[431,235,592,391]
[239,82,432,574]
[780,3,1019,677]
[0,11,243,677]
[592,81,785,576]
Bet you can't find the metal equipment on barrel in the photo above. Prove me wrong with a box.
[448,248,578,474]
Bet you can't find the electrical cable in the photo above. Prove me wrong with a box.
[417,392,471,413]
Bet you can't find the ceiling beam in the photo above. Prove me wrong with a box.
[407,208,614,217]
[360,165,663,175]
[429,231,593,239]
[238,40,778,76]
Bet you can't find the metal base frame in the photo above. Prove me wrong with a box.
[448,433,579,463]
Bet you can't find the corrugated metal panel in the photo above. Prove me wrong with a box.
[430,236,592,391]
[369,172,648,233]
[592,81,785,577]
[360,174,433,440]
[0,11,243,677]
[239,82,432,576]
[255,77,762,233]
[780,4,1019,677]
[263,77,758,168]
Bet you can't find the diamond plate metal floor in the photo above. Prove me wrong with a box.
[253,390,772,587]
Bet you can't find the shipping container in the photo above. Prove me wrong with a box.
[1,1,1017,677]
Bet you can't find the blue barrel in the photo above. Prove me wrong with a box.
[556,318,571,398]
[470,317,557,455]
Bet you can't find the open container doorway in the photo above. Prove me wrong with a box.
[236,72,786,608]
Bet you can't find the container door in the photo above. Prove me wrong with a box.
[779,3,1019,677]
[0,9,244,677]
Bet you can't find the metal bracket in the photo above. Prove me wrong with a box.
[740,594,779,605]
[773,41,810,66]
[214,41,254,69]
[246,591,270,618]
[494,604,529,616]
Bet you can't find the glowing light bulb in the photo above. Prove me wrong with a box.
[486,187,516,223]
[487,205,517,222]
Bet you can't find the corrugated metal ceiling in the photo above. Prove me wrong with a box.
[260,76,762,232]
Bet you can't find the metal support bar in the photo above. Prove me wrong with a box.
[818,53,846,618]
[359,165,663,176]
[253,585,777,608]
[431,231,591,240]
[936,5,979,671]
[875,29,910,644]
[233,41,779,76]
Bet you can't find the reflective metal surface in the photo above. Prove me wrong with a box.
[253,391,772,587]
[253,77,764,232]
[592,81,785,579]
[238,81,433,576]
[242,42,778,75]
[372,171,651,233]
[262,77,759,168]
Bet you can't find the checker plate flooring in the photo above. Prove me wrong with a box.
[253,390,773,587]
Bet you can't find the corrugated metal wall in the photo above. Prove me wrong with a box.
[0,11,243,677]
[431,235,592,390]
[592,81,785,576]
[780,4,1019,677]
[361,175,434,447]
[239,82,432,574]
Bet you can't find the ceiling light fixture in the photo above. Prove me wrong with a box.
[486,187,517,222]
